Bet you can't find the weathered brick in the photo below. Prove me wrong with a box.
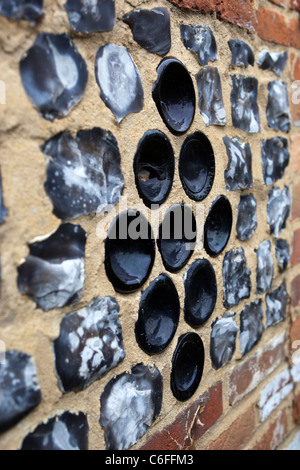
[292,229,300,266]
[257,7,300,48]
[139,382,223,450]
[259,367,293,422]
[291,0,300,11]
[291,274,300,307]
[204,406,255,450]
[168,0,257,33]
[229,334,286,406]
[291,53,300,81]
[252,411,287,450]
[292,392,300,423]
[290,317,300,345]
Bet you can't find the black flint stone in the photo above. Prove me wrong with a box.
[228,39,254,67]
[123,7,171,56]
[231,75,260,133]
[267,186,291,238]
[21,411,89,450]
[95,44,144,123]
[196,67,227,126]
[42,128,124,220]
[65,0,116,34]
[20,33,88,121]
[261,137,289,186]
[257,50,288,77]
[240,300,264,357]
[0,351,42,434]
[210,313,238,370]
[223,137,253,191]
[135,274,180,355]
[267,80,291,133]
[266,283,288,328]
[256,240,274,295]
[236,194,257,241]
[223,248,251,309]
[100,364,163,450]
[275,239,290,271]
[17,223,87,311]
[54,297,125,393]
[180,24,217,66]
[0,0,43,24]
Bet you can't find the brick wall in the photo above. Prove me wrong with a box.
[0,0,300,451]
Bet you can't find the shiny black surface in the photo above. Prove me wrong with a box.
[204,196,232,257]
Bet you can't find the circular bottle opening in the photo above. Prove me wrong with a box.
[184,259,217,328]
[204,196,233,257]
[179,132,215,202]
[105,210,155,293]
[171,333,205,401]
[135,274,180,355]
[133,130,175,208]
[152,58,196,136]
[157,204,197,273]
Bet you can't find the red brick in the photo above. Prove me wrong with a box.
[252,411,287,450]
[229,335,285,406]
[290,317,300,345]
[292,274,300,307]
[292,392,300,423]
[292,228,300,266]
[139,382,223,450]
[168,0,257,33]
[204,406,255,450]
[257,7,300,48]
[292,182,300,220]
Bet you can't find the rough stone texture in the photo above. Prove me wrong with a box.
[196,67,226,126]
[0,351,42,434]
[240,300,265,357]
[210,313,238,370]
[257,50,288,77]
[236,194,257,241]
[228,39,254,67]
[180,24,217,65]
[267,187,291,238]
[230,75,260,133]
[261,137,289,186]
[223,248,252,309]
[256,240,274,295]
[266,81,291,133]
[266,283,288,328]
[223,137,253,191]
[0,0,43,24]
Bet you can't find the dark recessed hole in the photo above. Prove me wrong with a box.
[184,259,217,328]
[179,131,215,202]
[171,332,205,402]
[134,130,175,208]
[152,57,196,136]
[105,210,155,293]
[135,274,180,355]
[204,196,233,257]
[157,204,196,273]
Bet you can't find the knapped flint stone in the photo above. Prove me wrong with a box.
[266,283,288,328]
[228,39,254,67]
[0,0,43,24]
[123,7,171,56]
[275,239,290,271]
[210,312,239,370]
[267,80,291,133]
[256,240,274,295]
[180,24,217,66]
[261,137,289,186]
[223,248,251,309]
[100,363,163,450]
[236,194,257,241]
[231,75,260,133]
[257,50,288,77]
[20,33,88,121]
[267,186,291,238]
[17,223,87,312]
[223,137,253,191]
[21,411,89,450]
[42,128,124,221]
[240,300,264,357]
[0,351,42,434]
[95,44,144,123]
[196,67,227,126]
[0,169,8,224]
[64,0,116,34]
[54,297,125,393]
